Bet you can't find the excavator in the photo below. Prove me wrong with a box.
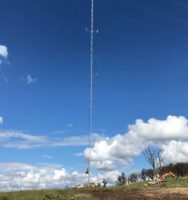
[159,172,177,183]
[147,172,176,185]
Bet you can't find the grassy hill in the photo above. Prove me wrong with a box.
[0,177,187,200]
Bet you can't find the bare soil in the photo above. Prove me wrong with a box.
[79,188,188,200]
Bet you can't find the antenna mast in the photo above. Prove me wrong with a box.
[90,0,94,150]
[86,0,94,184]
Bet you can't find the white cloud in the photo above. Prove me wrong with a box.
[91,160,115,171]
[0,45,8,66]
[52,133,102,147]
[0,163,69,191]
[0,130,101,149]
[1,115,188,173]
[74,152,84,157]
[26,75,37,85]
[0,131,45,141]
[97,170,121,185]
[0,117,3,125]
[84,116,188,170]
[0,162,120,191]
[0,45,8,59]
[161,141,188,164]
[0,131,47,149]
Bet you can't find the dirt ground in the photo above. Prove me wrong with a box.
[79,188,188,200]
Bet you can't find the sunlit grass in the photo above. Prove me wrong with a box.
[0,177,187,200]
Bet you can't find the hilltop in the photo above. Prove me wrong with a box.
[0,177,187,200]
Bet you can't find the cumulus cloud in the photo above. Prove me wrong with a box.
[161,141,188,164]
[1,116,188,173]
[0,116,3,125]
[84,116,188,170]
[0,162,120,191]
[0,163,69,191]
[26,74,37,85]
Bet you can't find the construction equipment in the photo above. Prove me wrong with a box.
[147,172,176,185]
[159,172,176,182]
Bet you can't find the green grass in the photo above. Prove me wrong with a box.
[165,176,188,188]
[0,177,187,200]
[113,177,188,190]
[0,189,97,200]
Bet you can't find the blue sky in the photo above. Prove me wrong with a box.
[0,0,188,189]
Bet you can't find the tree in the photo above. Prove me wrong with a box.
[141,169,147,181]
[175,163,188,177]
[143,147,163,176]
[143,147,157,170]
[128,172,138,183]
[102,179,107,188]
[161,163,188,177]
[141,168,155,181]
[117,172,127,186]
[156,149,163,175]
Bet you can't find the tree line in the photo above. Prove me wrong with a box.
[116,162,188,186]
[116,146,188,186]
